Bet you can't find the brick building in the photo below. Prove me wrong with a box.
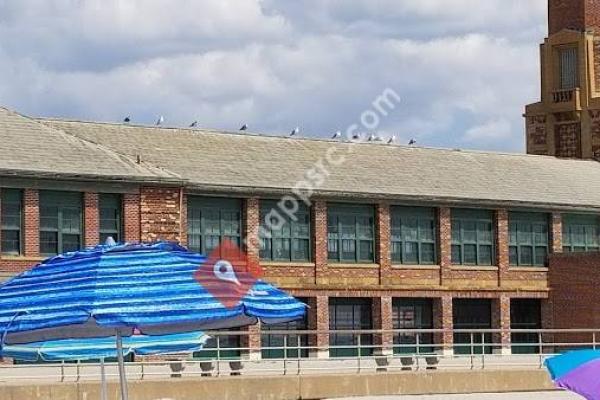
[2,0,600,359]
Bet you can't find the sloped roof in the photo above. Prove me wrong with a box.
[37,117,600,211]
[0,107,179,183]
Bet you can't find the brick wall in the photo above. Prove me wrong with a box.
[375,202,391,283]
[438,207,452,285]
[526,115,548,155]
[123,192,141,242]
[548,0,600,34]
[243,197,260,272]
[589,109,600,160]
[84,192,100,247]
[140,187,182,242]
[23,189,39,257]
[555,123,582,158]
[313,200,327,285]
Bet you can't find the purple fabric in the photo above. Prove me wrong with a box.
[556,358,600,400]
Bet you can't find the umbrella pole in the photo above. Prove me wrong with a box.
[100,358,107,400]
[116,330,129,400]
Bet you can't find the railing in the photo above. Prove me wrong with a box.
[553,88,576,103]
[0,328,598,382]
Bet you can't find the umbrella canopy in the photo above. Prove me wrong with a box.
[1,331,210,362]
[545,349,600,399]
[0,242,307,345]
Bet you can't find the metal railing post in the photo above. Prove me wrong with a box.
[470,332,474,370]
[216,335,221,377]
[481,333,485,370]
[357,333,362,373]
[538,332,543,369]
[283,335,288,376]
[415,333,420,371]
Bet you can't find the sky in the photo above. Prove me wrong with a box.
[0,0,547,152]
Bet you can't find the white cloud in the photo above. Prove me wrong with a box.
[0,0,547,152]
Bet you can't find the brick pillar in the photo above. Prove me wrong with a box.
[438,207,452,286]
[550,212,563,253]
[123,192,141,242]
[376,203,391,283]
[313,200,327,284]
[23,189,39,257]
[492,294,511,355]
[241,322,262,361]
[308,295,329,358]
[180,193,188,247]
[244,197,260,274]
[496,209,509,286]
[372,296,393,355]
[83,192,100,247]
[140,187,182,242]
[433,295,453,355]
[541,298,555,354]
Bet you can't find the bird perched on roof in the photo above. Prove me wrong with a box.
[367,133,376,141]
[352,132,361,140]
[408,139,416,145]
[123,116,131,123]
[332,131,341,139]
[388,135,396,144]
[240,124,248,131]
[155,116,164,126]
[189,121,198,128]
[290,127,299,136]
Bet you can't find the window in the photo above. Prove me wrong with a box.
[562,214,600,252]
[327,204,374,263]
[99,194,123,244]
[451,209,494,266]
[509,212,549,267]
[392,298,433,354]
[187,197,242,257]
[559,47,578,90]
[39,191,83,256]
[1,189,22,255]
[259,201,310,261]
[391,207,436,265]
[329,298,372,357]
[261,297,309,359]
[453,299,492,355]
[510,299,541,354]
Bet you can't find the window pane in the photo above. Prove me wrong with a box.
[451,221,461,243]
[292,238,310,261]
[62,234,81,253]
[509,223,518,245]
[517,223,532,245]
[534,247,547,266]
[419,219,435,242]
[40,231,58,255]
[451,245,461,265]
[205,235,220,254]
[357,216,373,239]
[61,208,81,234]
[420,243,435,264]
[391,241,402,263]
[188,234,201,253]
[340,216,356,239]
[509,246,518,265]
[328,239,339,260]
[586,226,599,247]
[204,211,220,235]
[478,245,493,265]
[477,222,492,243]
[358,240,373,262]
[463,221,476,242]
[403,242,418,264]
[402,218,418,242]
[341,239,356,261]
[40,207,59,230]
[572,226,586,246]
[273,238,291,260]
[1,230,20,254]
[533,224,548,245]
[391,218,402,240]
[464,244,477,264]
[520,246,533,265]
[260,237,272,260]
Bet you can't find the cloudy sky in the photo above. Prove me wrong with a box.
[0,0,547,152]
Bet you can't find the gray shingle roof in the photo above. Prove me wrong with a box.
[0,107,179,183]
[37,117,600,211]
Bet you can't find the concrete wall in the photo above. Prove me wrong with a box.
[0,370,556,400]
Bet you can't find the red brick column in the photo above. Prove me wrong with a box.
[541,298,555,353]
[438,207,452,285]
[433,295,453,354]
[180,193,188,247]
[496,209,509,286]
[372,296,393,354]
[242,322,262,360]
[492,294,511,354]
[243,198,260,272]
[376,203,391,282]
[123,192,141,243]
[23,189,39,257]
[550,212,563,253]
[313,200,327,284]
[310,295,329,358]
[84,192,100,247]
[140,187,182,242]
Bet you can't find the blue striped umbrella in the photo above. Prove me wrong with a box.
[1,331,210,362]
[0,241,307,399]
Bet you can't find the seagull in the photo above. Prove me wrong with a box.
[290,127,299,136]
[123,116,131,123]
[240,124,248,131]
[332,131,342,139]
[189,121,198,128]
[367,133,376,141]
[352,132,361,140]
[155,115,164,126]
[408,138,416,145]
[387,135,396,144]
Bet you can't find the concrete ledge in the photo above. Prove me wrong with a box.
[0,369,556,400]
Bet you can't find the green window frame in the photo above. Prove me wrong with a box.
[562,214,600,252]
[187,197,242,257]
[259,201,311,262]
[451,209,494,266]
[39,191,83,256]
[391,206,436,265]
[1,189,23,255]
[327,204,375,263]
[509,212,549,267]
[99,194,123,244]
